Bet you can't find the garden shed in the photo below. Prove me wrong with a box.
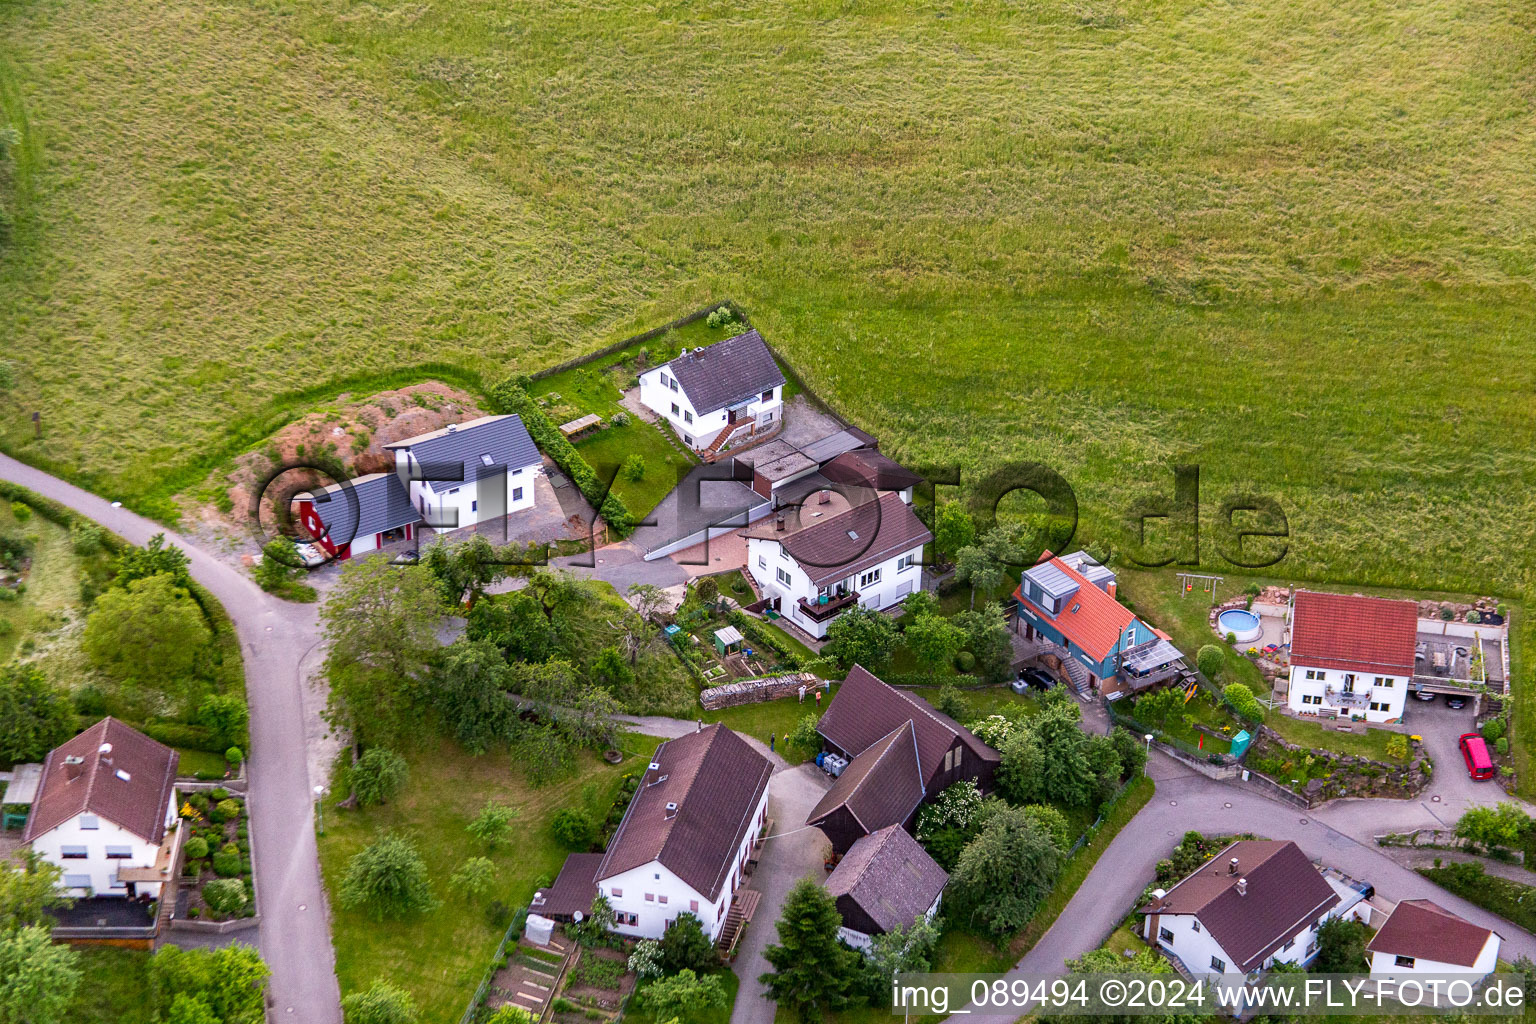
[713,625,744,656]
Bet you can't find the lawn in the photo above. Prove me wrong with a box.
[0,501,109,666]
[317,731,655,1024]
[67,946,154,1024]
[1264,714,1406,763]
[703,686,838,761]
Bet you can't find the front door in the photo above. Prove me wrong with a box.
[728,408,739,424]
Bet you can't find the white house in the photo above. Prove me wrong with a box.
[23,718,181,901]
[1285,590,1417,724]
[535,724,772,942]
[824,824,947,952]
[637,329,786,454]
[1140,840,1369,983]
[385,414,542,532]
[1367,899,1501,979]
[744,491,932,639]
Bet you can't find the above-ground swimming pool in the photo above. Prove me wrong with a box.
[1217,608,1263,644]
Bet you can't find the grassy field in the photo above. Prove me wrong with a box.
[0,501,83,662]
[67,947,153,1024]
[317,731,654,1023]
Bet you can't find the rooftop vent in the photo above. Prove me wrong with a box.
[648,762,661,770]
[115,769,131,782]
[98,743,113,756]
[1071,603,1081,613]
[775,514,786,532]
[1236,877,1248,897]
[1229,857,1239,875]
[446,424,458,433]
[63,756,85,766]
[664,801,679,819]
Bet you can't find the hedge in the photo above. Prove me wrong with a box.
[0,481,128,553]
[75,716,229,755]
[487,376,635,536]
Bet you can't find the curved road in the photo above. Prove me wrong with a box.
[0,456,341,1022]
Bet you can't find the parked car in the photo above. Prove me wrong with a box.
[1445,695,1467,710]
[1414,689,1436,702]
[1459,732,1496,781]
[1011,668,1056,694]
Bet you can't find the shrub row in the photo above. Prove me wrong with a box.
[80,716,229,755]
[0,481,128,552]
[487,376,635,537]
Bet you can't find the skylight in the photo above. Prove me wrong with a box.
[480,454,495,467]
[847,530,859,540]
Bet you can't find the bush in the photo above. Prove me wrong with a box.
[1482,719,1506,742]
[1497,736,1510,755]
[1224,631,1237,645]
[210,799,242,824]
[341,980,419,1024]
[70,522,105,555]
[1385,733,1409,761]
[621,454,646,481]
[1467,610,1481,624]
[1222,682,1265,722]
[551,808,597,849]
[183,836,210,861]
[1195,644,1224,680]
[610,411,631,428]
[954,650,976,672]
[225,747,243,765]
[9,501,31,522]
[351,748,409,807]
[202,878,248,915]
[1440,606,1454,621]
[212,848,242,878]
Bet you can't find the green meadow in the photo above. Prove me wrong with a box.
[0,0,1533,601]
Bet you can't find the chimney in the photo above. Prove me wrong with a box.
[1107,581,1117,598]
[1228,857,1239,875]
[818,490,831,505]
[1236,877,1248,897]
[446,424,457,433]
[775,514,785,532]
[664,801,679,820]
[64,756,85,782]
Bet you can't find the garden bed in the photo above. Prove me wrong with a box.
[559,945,634,1014]
[175,788,257,926]
[1244,729,1422,802]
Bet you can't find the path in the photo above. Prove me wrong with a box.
[0,456,342,1023]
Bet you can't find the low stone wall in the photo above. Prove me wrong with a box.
[699,672,823,710]
[170,914,260,935]
[1247,725,1426,803]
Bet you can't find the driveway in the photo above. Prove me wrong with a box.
[0,455,342,1023]
[730,764,834,1024]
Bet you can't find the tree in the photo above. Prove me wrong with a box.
[591,646,636,694]
[551,808,597,849]
[954,544,1004,609]
[913,780,984,868]
[1195,644,1224,681]
[166,994,221,1024]
[824,606,899,671]
[932,503,975,560]
[350,748,409,807]
[760,879,868,1020]
[996,726,1043,805]
[946,804,1063,937]
[569,894,614,948]
[1021,804,1072,852]
[448,857,496,903]
[321,560,445,745]
[953,603,1013,683]
[1222,682,1265,722]
[83,573,211,707]
[431,637,516,754]
[562,686,621,751]
[933,682,968,721]
[1030,690,1095,807]
[1132,686,1184,727]
[1455,803,1531,852]
[420,535,524,610]
[0,664,74,765]
[627,582,669,624]
[1310,917,1370,974]
[903,614,966,676]
[148,943,269,1024]
[466,801,519,849]
[628,939,663,980]
[659,913,717,974]
[1069,946,1202,1024]
[642,970,726,1024]
[1109,727,1148,778]
[254,538,305,592]
[866,915,941,992]
[341,980,418,1024]
[1084,733,1125,805]
[467,590,560,664]
[339,831,438,921]
[111,533,191,590]
[198,693,250,749]
[0,851,72,932]
[0,925,80,1024]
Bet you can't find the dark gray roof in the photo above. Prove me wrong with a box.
[385,414,540,485]
[663,330,785,414]
[825,825,948,934]
[797,429,875,465]
[300,473,421,545]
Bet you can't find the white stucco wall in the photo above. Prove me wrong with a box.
[639,365,782,452]
[1369,934,1499,978]
[396,452,539,531]
[747,536,924,639]
[1146,906,1343,976]
[1286,664,1408,724]
[31,793,178,898]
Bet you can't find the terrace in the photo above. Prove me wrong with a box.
[796,589,860,623]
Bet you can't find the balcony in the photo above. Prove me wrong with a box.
[1324,687,1372,708]
[797,591,860,623]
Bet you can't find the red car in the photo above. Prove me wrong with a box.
[1459,733,1496,781]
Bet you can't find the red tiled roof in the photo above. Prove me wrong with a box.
[22,718,179,845]
[1290,590,1417,676]
[595,725,771,902]
[1365,899,1498,968]
[1015,552,1135,662]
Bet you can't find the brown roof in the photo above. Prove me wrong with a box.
[819,450,924,493]
[595,724,771,902]
[1290,590,1418,677]
[808,723,926,834]
[818,667,999,785]
[774,492,932,588]
[1140,840,1339,973]
[1366,899,1498,968]
[532,852,604,919]
[22,718,179,844]
[825,824,948,934]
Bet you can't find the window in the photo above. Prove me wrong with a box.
[898,553,915,572]
[1159,928,1175,943]
[1377,677,1394,688]
[776,568,792,586]
[762,411,774,423]
[1283,939,1294,951]
[60,846,88,859]
[1306,941,1319,956]
[611,888,623,898]
[671,402,681,416]
[683,410,693,424]
[617,911,638,926]
[471,500,478,512]
[512,467,523,475]
[1210,956,1226,973]
[645,893,655,902]
[669,378,679,393]
[1305,669,1320,680]
[64,874,92,889]
[448,487,459,495]
[859,568,882,587]
[659,895,669,904]
[758,556,767,569]
[659,373,669,388]
[105,846,133,859]
[79,815,99,830]
[1192,920,1201,933]
[682,435,693,446]
[1395,955,1416,968]
[690,900,699,913]
[512,487,523,502]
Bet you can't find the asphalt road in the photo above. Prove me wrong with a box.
[0,456,341,1023]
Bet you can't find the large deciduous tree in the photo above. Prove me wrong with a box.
[339,831,438,922]
[431,637,516,754]
[946,804,1062,938]
[824,606,899,671]
[0,925,80,1024]
[0,851,72,932]
[903,613,967,676]
[83,573,211,710]
[147,943,269,1024]
[111,533,192,590]
[0,664,74,765]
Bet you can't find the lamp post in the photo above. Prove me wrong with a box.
[1144,734,1154,776]
[314,785,326,837]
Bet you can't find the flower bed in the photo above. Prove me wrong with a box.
[177,789,256,922]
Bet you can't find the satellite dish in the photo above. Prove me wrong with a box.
[573,910,584,923]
